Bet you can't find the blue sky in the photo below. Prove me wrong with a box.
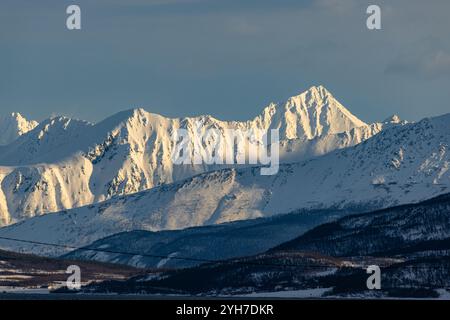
[1,0,450,123]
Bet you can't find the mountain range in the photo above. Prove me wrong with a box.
[0,86,397,225]
[0,103,448,258]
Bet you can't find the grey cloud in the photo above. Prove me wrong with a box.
[386,47,450,78]
[314,0,358,14]
[1,0,450,123]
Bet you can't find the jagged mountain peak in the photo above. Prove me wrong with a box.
[0,112,38,145]
[0,116,94,166]
[299,85,367,128]
[10,112,26,121]
[7,112,37,124]
[383,114,403,124]
[32,116,92,138]
[296,84,332,100]
[258,86,367,140]
[285,85,343,107]
[93,108,146,130]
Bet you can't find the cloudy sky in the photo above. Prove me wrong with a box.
[1,0,450,123]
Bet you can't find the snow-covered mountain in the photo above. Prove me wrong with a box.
[0,112,447,256]
[0,113,38,145]
[0,86,385,225]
